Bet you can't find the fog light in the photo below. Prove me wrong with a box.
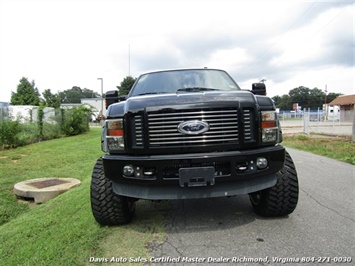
[256,157,268,169]
[123,165,134,176]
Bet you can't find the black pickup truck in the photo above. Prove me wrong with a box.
[91,68,299,225]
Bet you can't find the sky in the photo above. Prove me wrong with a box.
[0,0,354,103]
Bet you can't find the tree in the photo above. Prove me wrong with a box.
[82,88,99,98]
[273,86,343,111]
[273,94,293,110]
[288,86,328,109]
[117,76,136,95]
[42,89,61,108]
[11,77,40,105]
[289,86,311,109]
[272,95,281,107]
[308,87,325,109]
[277,95,292,110]
[326,92,342,104]
[59,87,97,103]
[59,89,81,103]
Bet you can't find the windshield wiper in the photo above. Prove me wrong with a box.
[177,87,219,92]
[135,92,170,96]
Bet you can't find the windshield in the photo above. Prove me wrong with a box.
[129,69,240,97]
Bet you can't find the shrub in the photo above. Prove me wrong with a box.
[60,105,92,136]
[16,123,39,146]
[42,122,62,140]
[0,120,21,149]
[0,105,92,149]
[37,106,44,139]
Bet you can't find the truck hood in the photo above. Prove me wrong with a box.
[107,90,258,117]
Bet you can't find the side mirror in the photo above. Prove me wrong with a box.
[105,91,127,109]
[119,95,127,101]
[251,83,266,96]
[105,90,119,109]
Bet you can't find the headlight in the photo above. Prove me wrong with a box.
[106,119,125,151]
[261,111,278,144]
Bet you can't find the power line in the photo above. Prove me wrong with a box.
[257,1,318,63]
[240,1,318,78]
[241,2,351,83]
[306,4,349,42]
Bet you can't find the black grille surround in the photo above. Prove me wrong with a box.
[128,105,259,154]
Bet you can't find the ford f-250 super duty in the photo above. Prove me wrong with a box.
[90,68,299,225]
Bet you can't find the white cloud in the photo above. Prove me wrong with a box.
[206,47,252,71]
[271,4,353,68]
[0,0,353,102]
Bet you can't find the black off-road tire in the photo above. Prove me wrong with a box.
[90,158,136,225]
[249,151,299,217]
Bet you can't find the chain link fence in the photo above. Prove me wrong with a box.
[279,110,353,137]
[1,105,92,149]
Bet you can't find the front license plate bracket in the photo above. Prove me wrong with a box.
[179,166,215,187]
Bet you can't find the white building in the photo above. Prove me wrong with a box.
[8,105,55,123]
[81,98,104,121]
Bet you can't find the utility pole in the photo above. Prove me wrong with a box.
[128,44,131,76]
[352,107,355,141]
[97,78,103,118]
[324,84,328,121]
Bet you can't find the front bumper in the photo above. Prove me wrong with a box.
[102,145,285,200]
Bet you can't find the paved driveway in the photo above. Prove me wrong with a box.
[149,148,355,265]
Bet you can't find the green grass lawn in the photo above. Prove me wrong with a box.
[0,128,166,265]
[1,128,353,265]
[282,134,355,165]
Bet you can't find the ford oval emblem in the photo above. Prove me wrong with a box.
[177,121,209,135]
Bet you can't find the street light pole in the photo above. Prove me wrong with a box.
[97,78,103,118]
[324,84,328,121]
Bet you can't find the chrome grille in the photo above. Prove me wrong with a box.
[147,109,239,147]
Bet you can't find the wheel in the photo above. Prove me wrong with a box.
[90,158,136,225]
[249,151,299,217]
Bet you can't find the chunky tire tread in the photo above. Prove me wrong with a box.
[250,151,299,217]
[90,158,135,225]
